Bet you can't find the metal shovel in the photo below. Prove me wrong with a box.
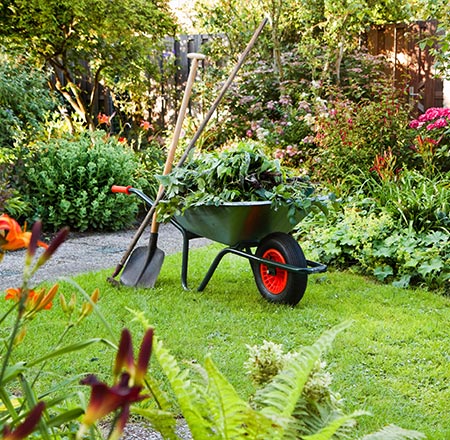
[120,52,205,287]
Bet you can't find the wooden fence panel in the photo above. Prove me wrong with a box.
[368,21,443,114]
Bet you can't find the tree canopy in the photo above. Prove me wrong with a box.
[0,0,176,129]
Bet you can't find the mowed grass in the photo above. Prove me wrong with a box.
[3,243,450,439]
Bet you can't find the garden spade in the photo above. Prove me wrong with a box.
[120,52,205,287]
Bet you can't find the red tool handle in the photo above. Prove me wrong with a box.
[111,185,132,194]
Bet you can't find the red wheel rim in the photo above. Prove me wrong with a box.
[260,248,288,294]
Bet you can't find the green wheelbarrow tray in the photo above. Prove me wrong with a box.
[117,187,327,306]
[173,201,309,247]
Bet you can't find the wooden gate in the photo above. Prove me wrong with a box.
[368,21,444,114]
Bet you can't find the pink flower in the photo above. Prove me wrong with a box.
[279,95,292,106]
[140,121,152,131]
[274,149,284,159]
[246,129,253,138]
[419,108,440,122]
[409,119,423,129]
[302,135,314,144]
[286,145,298,157]
[426,118,447,131]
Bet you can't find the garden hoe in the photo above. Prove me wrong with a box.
[120,52,205,287]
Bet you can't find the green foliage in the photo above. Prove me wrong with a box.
[298,175,450,291]
[0,225,117,439]
[365,169,450,232]
[143,318,423,439]
[195,0,412,90]
[4,238,448,437]
[245,340,347,437]
[157,141,317,222]
[192,45,402,179]
[0,56,56,147]
[13,131,143,231]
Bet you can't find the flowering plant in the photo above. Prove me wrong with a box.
[408,107,450,174]
[0,214,155,439]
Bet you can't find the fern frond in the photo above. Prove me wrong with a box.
[143,375,173,412]
[301,410,368,440]
[290,398,351,438]
[361,424,426,440]
[204,355,275,439]
[255,321,352,435]
[132,407,178,440]
[152,336,213,438]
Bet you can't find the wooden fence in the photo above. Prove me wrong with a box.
[368,21,444,114]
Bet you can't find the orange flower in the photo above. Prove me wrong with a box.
[0,214,48,252]
[5,284,58,317]
[97,113,110,125]
[139,120,152,131]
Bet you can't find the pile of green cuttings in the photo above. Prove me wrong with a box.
[157,142,320,224]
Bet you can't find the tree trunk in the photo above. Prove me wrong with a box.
[48,59,95,131]
[269,0,284,85]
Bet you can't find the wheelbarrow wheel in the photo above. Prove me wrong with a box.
[252,232,307,306]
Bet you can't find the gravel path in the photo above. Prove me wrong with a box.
[0,222,210,290]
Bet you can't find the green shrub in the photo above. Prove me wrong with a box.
[365,169,450,233]
[14,131,143,231]
[0,57,56,148]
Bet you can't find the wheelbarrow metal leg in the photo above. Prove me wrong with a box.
[197,247,234,292]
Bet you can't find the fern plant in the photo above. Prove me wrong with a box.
[130,317,425,440]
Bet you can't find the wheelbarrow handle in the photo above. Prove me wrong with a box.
[111,185,132,194]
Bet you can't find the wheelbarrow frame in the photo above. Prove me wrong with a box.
[123,187,327,305]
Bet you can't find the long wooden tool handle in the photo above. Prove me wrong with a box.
[177,17,268,167]
[151,52,205,234]
[108,53,204,280]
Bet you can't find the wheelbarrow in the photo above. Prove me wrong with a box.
[112,186,327,306]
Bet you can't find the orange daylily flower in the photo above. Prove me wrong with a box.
[0,214,48,252]
[5,284,58,317]
[97,112,110,125]
[139,120,152,131]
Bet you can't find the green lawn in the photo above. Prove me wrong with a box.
[3,243,450,439]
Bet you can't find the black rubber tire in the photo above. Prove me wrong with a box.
[251,232,307,306]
